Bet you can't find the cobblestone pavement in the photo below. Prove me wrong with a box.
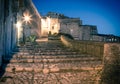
[0,40,102,84]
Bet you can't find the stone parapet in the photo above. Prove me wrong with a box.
[101,43,120,84]
[61,35,104,58]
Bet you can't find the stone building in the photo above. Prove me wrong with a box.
[41,12,97,40]
[41,12,120,42]
[79,25,98,40]
[0,0,18,66]
[92,34,120,42]
[0,0,41,67]
[16,0,41,42]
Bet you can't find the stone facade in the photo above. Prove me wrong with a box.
[92,34,120,42]
[0,0,4,66]
[59,19,81,40]
[41,16,82,39]
[0,0,41,67]
[15,0,41,42]
[0,0,18,66]
[41,17,60,36]
[41,12,120,42]
[79,25,98,40]
[41,12,98,40]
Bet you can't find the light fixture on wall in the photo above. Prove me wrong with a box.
[23,11,32,24]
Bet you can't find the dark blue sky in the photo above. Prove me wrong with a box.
[32,0,120,36]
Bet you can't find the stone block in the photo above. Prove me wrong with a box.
[10,59,17,63]
[27,59,33,63]
[50,67,60,72]
[34,68,42,73]
[5,67,12,72]
[43,68,49,74]
[34,59,42,62]
[81,67,94,70]
[15,67,24,72]
[24,67,33,72]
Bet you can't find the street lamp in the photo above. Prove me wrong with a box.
[23,11,32,24]
[22,11,32,44]
[16,11,32,45]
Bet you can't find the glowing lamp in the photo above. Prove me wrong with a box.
[16,21,22,28]
[23,11,32,24]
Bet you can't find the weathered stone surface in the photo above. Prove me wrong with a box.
[101,44,120,84]
[5,67,12,72]
[34,68,42,73]
[27,59,33,63]
[24,67,33,72]
[50,67,60,72]
[15,67,24,72]
[43,68,50,74]
[1,40,103,84]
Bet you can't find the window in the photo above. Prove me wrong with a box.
[52,26,54,30]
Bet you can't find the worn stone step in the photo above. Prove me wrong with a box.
[4,63,103,73]
[10,52,81,56]
[4,61,102,68]
[7,54,93,60]
[1,71,101,84]
[13,48,76,53]
[1,40,104,84]
[4,56,102,63]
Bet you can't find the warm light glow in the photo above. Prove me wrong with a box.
[47,17,51,31]
[16,21,22,28]
[23,11,32,24]
[16,21,22,44]
[24,16,30,22]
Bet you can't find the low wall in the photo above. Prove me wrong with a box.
[61,35,120,83]
[61,35,104,58]
[101,43,120,84]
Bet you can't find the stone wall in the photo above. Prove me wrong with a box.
[79,25,98,40]
[0,0,41,67]
[4,0,18,56]
[60,22,79,39]
[61,35,104,58]
[61,36,120,83]
[41,16,82,38]
[0,0,4,67]
[21,0,41,37]
[41,18,60,36]
[100,43,120,84]
[0,0,17,66]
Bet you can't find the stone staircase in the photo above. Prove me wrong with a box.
[0,40,103,84]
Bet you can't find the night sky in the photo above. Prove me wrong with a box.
[32,0,120,36]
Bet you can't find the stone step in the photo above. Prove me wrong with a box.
[4,62,103,73]
[16,49,77,52]
[4,66,103,73]
[11,54,92,59]
[11,52,81,56]
[1,40,103,84]
[4,56,101,63]
[6,54,93,60]
[6,58,101,63]
[15,49,70,52]
[1,71,101,84]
